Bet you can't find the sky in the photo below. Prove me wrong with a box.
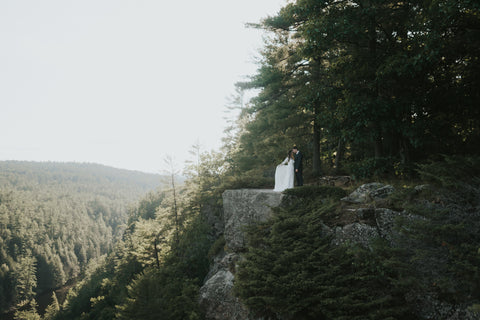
[0,0,285,174]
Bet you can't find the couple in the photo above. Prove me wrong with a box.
[273,146,303,192]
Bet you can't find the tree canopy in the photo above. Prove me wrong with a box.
[0,161,163,317]
[229,0,480,180]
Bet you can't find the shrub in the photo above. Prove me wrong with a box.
[416,155,480,189]
[235,189,416,319]
[347,157,394,179]
[283,185,347,200]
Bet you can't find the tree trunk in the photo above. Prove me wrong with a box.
[171,173,179,252]
[368,10,382,159]
[399,136,411,164]
[154,237,160,268]
[335,138,345,174]
[312,108,322,176]
[374,134,383,159]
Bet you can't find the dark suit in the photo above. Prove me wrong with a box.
[294,151,303,186]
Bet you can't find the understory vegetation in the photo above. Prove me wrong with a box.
[235,157,480,319]
[235,186,416,319]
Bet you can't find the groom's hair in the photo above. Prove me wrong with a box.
[292,145,298,150]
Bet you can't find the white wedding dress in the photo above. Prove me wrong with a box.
[273,157,294,192]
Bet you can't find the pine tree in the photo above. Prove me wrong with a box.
[235,187,416,319]
[43,292,60,320]
[14,251,37,307]
[13,300,41,320]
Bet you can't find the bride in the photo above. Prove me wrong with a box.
[273,150,295,192]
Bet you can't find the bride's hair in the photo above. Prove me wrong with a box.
[288,149,294,159]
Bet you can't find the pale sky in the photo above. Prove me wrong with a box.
[0,0,285,173]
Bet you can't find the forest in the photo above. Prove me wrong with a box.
[0,161,163,319]
[229,0,479,179]
[3,0,480,319]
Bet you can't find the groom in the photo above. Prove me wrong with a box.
[292,146,303,186]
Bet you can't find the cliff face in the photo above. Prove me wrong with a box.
[200,185,479,320]
[199,187,406,320]
[223,189,284,252]
[199,189,283,320]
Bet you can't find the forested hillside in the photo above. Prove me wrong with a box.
[7,0,480,319]
[0,161,163,318]
[44,152,224,320]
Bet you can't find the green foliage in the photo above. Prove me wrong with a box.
[380,162,480,311]
[348,157,395,180]
[13,310,41,320]
[393,184,480,305]
[53,152,222,319]
[4,1,479,313]
[43,292,60,320]
[233,173,476,317]
[416,155,480,189]
[116,267,202,320]
[470,304,480,314]
[347,157,417,180]
[235,190,416,319]
[113,209,211,320]
[282,185,347,200]
[228,0,480,179]
[221,172,274,190]
[13,300,41,320]
[208,236,225,260]
[55,214,211,320]
[131,191,167,221]
[0,161,162,315]
[13,251,37,307]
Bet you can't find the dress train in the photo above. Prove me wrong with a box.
[273,157,294,192]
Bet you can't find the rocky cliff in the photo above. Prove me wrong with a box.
[199,189,284,320]
[199,184,480,320]
[199,186,408,320]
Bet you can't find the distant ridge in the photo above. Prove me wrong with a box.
[0,160,166,193]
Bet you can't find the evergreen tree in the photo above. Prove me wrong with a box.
[43,292,60,320]
[231,0,480,178]
[235,187,416,319]
[14,251,37,307]
[0,161,163,315]
[13,300,41,320]
[235,26,312,175]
